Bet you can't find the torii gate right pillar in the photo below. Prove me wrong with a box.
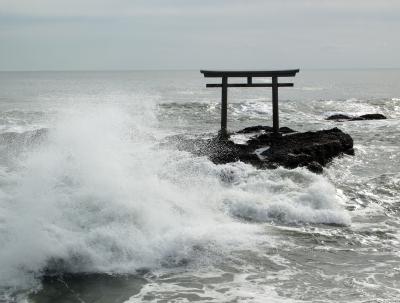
[272,76,279,135]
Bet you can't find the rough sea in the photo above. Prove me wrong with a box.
[0,70,399,303]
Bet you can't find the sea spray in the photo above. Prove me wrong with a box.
[0,105,256,293]
[0,103,350,298]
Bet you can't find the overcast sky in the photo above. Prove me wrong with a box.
[0,0,399,70]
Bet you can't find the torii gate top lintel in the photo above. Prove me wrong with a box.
[200,69,299,78]
[200,69,300,136]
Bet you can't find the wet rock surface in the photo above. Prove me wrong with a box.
[326,113,386,121]
[168,126,354,173]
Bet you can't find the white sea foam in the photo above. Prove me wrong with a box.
[128,271,302,303]
[231,100,271,117]
[254,146,270,160]
[0,103,350,295]
[221,167,351,225]
[229,133,254,144]
[296,86,324,91]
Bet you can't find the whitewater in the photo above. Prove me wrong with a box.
[0,70,399,302]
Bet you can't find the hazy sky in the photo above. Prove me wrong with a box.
[1,0,399,70]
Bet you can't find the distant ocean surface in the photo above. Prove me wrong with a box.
[0,70,399,302]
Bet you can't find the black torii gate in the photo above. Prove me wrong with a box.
[200,69,300,136]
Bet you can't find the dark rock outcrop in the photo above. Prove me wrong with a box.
[326,114,352,120]
[359,114,387,120]
[169,126,354,173]
[307,161,324,174]
[326,113,386,121]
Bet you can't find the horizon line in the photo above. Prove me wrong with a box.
[1,67,400,72]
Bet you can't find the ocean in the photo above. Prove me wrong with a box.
[0,70,399,302]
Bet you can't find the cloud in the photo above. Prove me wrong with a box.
[0,0,399,70]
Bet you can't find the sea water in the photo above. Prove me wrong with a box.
[0,70,399,302]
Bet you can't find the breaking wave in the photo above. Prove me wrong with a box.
[0,103,350,295]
